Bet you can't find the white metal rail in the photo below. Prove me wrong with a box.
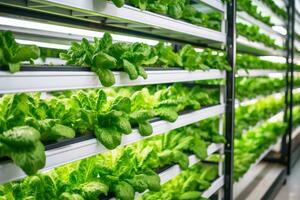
[0,68,290,94]
[0,69,225,94]
[236,69,286,77]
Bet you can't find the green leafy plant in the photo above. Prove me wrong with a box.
[234,122,286,181]
[0,117,225,199]
[0,31,40,72]
[237,0,273,26]
[261,0,287,20]
[140,163,218,200]
[0,83,219,175]
[236,77,300,101]
[60,33,157,87]
[108,0,223,31]
[235,96,283,138]
[236,53,287,70]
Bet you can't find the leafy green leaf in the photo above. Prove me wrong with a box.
[95,126,122,150]
[114,181,135,200]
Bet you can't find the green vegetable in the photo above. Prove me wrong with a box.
[114,181,135,200]
[234,122,286,181]
[179,191,202,199]
[0,31,40,73]
[237,0,273,26]
[112,0,125,7]
[80,181,109,199]
[60,193,84,200]
[110,0,222,30]
[261,0,287,19]
[0,126,46,175]
[95,125,122,150]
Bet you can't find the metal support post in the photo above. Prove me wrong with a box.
[224,0,236,199]
[287,0,295,175]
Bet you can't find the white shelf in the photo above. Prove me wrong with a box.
[234,162,285,200]
[252,0,286,26]
[273,125,300,152]
[202,176,224,198]
[237,11,284,38]
[235,136,282,184]
[196,0,225,12]
[292,126,300,140]
[159,144,223,184]
[0,0,226,45]
[0,69,225,94]
[0,104,225,184]
[236,69,285,77]
[237,36,285,56]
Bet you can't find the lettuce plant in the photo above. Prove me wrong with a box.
[0,31,40,72]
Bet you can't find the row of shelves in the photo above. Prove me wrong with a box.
[1,83,289,185]
[0,68,287,94]
[0,0,226,47]
[113,150,224,200]
[0,104,225,184]
[234,132,283,187]
[0,0,287,56]
[234,106,289,187]
[0,1,290,199]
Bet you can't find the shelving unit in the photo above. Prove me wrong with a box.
[252,0,286,26]
[0,0,233,199]
[2,0,297,199]
[233,0,295,199]
[0,0,226,46]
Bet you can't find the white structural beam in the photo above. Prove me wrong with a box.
[0,69,225,94]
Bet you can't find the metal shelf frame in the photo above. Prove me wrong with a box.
[282,0,296,176]
[236,69,286,77]
[0,0,226,47]
[0,104,225,184]
[0,0,234,199]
